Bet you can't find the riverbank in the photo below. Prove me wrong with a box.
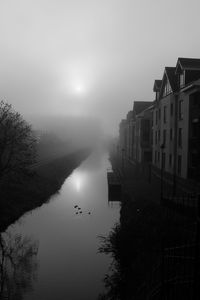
[105,154,196,299]
[0,148,90,233]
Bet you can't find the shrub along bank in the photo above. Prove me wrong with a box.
[0,148,90,233]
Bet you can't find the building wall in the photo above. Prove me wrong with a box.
[152,89,194,179]
[152,93,179,175]
[187,90,200,179]
[119,120,127,154]
[177,92,189,178]
[134,108,153,164]
[129,119,135,161]
[119,58,200,184]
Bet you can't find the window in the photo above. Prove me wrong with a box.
[162,153,166,170]
[170,128,173,141]
[163,85,167,97]
[155,131,157,145]
[158,151,160,162]
[164,106,167,123]
[154,151,157,163]
[142,119,150,143]
[169,154,172,167]
[156,110,158,125]
[163,129,166,146]
[158,130,160,142]
[178,155,182,175]
[179,100,183,120]
[163,80,172,97]
[192,92,200,107]
[159,108,161,120]
[170,103,173,116]
[192,121,199,138]
[178,128,182,147]
[179,73,185,87]
[190,92,200,108]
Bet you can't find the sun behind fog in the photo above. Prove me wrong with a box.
[75,84,84,94]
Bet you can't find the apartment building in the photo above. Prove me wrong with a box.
[152,57,200,181]
[118,101,153,164]
[133,102,153,163]
[118,57,200,183]
[176,58,200,180]
[153,67,178,175]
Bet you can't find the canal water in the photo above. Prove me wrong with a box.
[4,150,120,300]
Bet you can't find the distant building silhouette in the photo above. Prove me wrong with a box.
[118,101,153,164]
[133,102,153,163]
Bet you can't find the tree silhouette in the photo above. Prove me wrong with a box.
[0,232,38,300]
[0,101,36,182]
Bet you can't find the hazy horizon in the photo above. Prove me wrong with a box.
[1,0,200,134]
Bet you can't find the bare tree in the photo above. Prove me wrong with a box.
[0,101,37,182]
[0,232,38,299]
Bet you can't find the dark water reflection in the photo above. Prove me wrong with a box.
[0,232,38,300]
[5,149,120,300]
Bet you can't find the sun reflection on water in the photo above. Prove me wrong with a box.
[70,170,87,193]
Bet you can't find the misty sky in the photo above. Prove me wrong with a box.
[1,0,200,134]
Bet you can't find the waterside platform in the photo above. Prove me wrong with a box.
[107,171,121,202]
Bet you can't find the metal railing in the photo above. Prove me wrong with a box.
[135,194,200,300]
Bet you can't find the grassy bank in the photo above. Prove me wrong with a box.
[0,148,90,233]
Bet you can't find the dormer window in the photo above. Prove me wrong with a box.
[163,79,172,97]
[179,72,185,87]
[153,80,162,100]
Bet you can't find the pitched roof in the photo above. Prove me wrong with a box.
[176,57,200,72]
[133,101,153,115]
[159,67,178,97]
[126,110,133,121]
[153,80,162,92]
[165,67,178,91]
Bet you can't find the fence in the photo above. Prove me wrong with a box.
[162,193,199,218]
[148,243,198,299]
[135,242,199,300]
[135,193,200,300]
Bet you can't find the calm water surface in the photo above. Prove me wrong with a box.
[5,150,120,300]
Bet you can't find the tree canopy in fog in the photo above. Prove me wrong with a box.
[0,101,36,182]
